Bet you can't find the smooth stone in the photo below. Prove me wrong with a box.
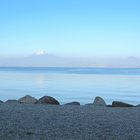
[107,105,112,107]
[85,103,93,106]
[112,101,134,107]
[5,100,20,104]
[64,102,80,105]
[19,95,37,104]
[93,96,106,106]
[0,100,3,104]
[36,96,60,105]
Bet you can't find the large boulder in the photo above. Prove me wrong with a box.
[93,96,106,106]
[0,100,3,104]
[5,100,20,104]
[36,96,60,105]
[107,105,112,107]
[136,104,140,107]
[64,102,80,105]
[112,101,134,107]
[85,103,93,106]
[18,95,37,104]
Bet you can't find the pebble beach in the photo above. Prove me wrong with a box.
[0,95,140,140]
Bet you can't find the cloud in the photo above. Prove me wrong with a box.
[35,50,46,56]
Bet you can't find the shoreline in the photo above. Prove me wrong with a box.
[0,95,138,107]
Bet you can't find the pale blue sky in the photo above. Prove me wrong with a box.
[0,0,140,57]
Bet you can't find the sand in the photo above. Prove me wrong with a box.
[0,103,140,140]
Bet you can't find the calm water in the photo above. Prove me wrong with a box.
[0,67,140,105]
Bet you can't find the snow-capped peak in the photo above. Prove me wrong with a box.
[35,50,46,56]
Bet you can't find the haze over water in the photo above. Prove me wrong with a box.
[0,67,140,105]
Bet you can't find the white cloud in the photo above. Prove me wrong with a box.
[35,50,46,56]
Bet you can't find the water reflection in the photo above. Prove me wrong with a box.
[36,74,46,87]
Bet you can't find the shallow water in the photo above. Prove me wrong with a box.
[0,67,140,105]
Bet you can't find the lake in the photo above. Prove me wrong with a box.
[0,67,140,105]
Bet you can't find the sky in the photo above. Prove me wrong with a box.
[0,0,140,58]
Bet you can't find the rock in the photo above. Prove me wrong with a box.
[112,101,134,107]
[93,96,106,106]
[64,102,80,105]
[107,105,112,107]
[18,95,37,104]
[0,100,3,104]
[85,103,93,106]
[5,100,20,104]
[36,96,60,105]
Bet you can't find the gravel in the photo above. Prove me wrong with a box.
[0,104,140,140]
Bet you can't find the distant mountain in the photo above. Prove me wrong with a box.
[0,54,68,67]
[0,54,140,68]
